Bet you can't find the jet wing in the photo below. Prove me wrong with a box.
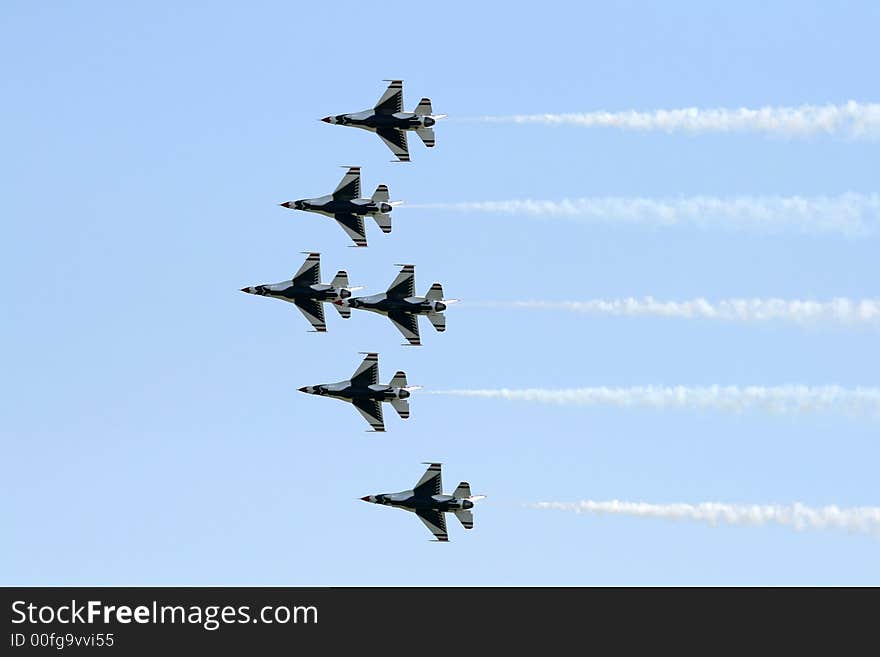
[352,398,384,432]
[416,509,448,542]
[374,79,403,114]
[376,127,410,162]
[334,213,368,247]
[388,311,420,346]
[294,298,326,332]
[332,166,361,200]
[386,264,415,298]
[292,252,321,287]
[413,462,442,497]
[350,352,379,387]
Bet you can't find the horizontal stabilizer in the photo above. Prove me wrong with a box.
[416,127,435,148]
[389,370,408,388]
[454,509,474,530]
[426,283,444,301]
[373,213,392,233]
[331,270,349,289]
[414,98,433,116]
[333,302,351,319]
[372,184,390,203]
[453,482,471,499]
[427,312,446,333]
[390,397,410,419]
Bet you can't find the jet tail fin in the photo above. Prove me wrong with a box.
[373,213,393,233]
[332,302,351,319]
[415,127,435,148]
[414,98,433,115]
[454,509,474,530]
[371,184,390,203]
[390,397,410,419]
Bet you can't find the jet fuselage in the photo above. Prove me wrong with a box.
[326,110,435,132]
[243,281,349,305]
[364,492,474,513]
[299,381,409,404]
[289,195,393,218]
[346,294,446,316]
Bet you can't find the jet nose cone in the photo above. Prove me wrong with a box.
[321,116,332,123]
[298,386,309,393]
[240,287,252,294]
[279,201,291,208]
[360,496,371,502]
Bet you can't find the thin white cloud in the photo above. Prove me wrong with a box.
[471,298,880,325]
[429,386,880,416]
[409,193,880,235]
[532,500,880,535]
[471,101,880,138]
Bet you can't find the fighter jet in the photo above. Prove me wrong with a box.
[240,252,357,332]
[361,463,485,542]
[279,166,402,247]
[298,352,419,432]
[321,80,446,162]
[339,264,456,346]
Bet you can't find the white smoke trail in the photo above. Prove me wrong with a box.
[409,193,880,235]
[532,500,880,535]
[471,101,880,138]
[471,298,880,325]
[429,386,880,416]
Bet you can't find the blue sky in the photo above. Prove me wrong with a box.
[2,1,879,585]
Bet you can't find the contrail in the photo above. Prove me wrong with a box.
[469,101,880,138]
[428,386,880,416]
[532,500,880,535]
[409,193,880,235]
[470,298,880,325]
